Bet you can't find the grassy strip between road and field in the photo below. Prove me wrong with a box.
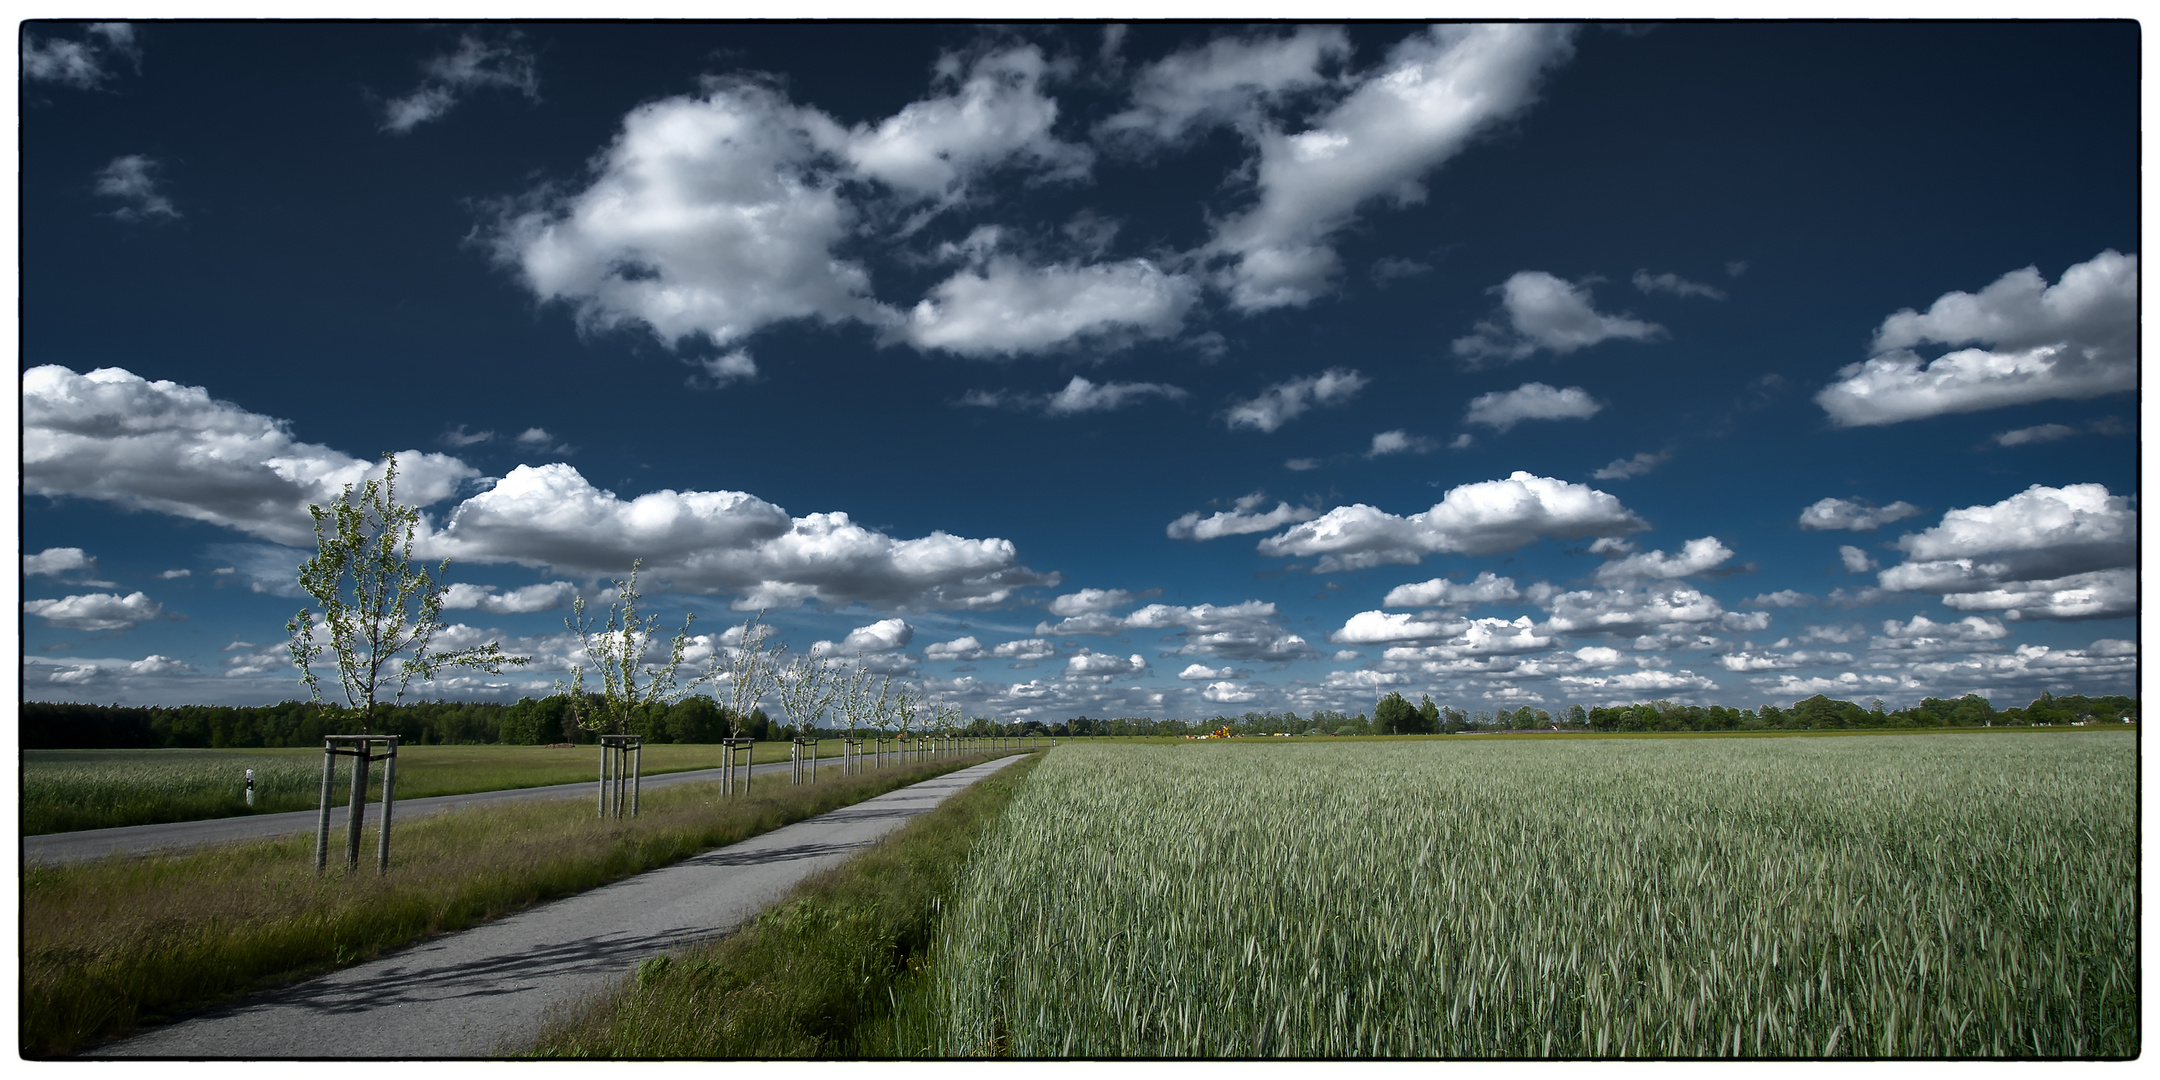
[21,751,1016,1058]
[526,748,1048,1058]
[22,740,983,834]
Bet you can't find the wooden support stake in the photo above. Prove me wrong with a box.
[314,742,336,874]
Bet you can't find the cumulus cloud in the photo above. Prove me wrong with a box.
[1798,496,1921,532]
[1330,609,1465,645]
[1167,492,1318,541]
[489,79,888,352]
[1991,416,2127,447]
[1464,383,1603,433]
[813,617,914,657]
[1715,649,1853,672]
[1202,681,1262,703]
[25,547,96,577]
[24,591,166,632]
[1631,270,1726,300]
[1557,669,1719,698]
[1037,599,1317,664]
[1207,25,1576,310]
[1750,671,1909,700]
[22,22,136,88]
[963,376,1186,414]
[1542,585,1754,638]
[439,581,577,615]
[23,366,476,547]
[1047,588,1141,617]
[902,257,1199,357]
[93,155,179,221]
[1593,537,1734,583]
[1098,26,1350,146]
[1177,662,1247,680]
[381,32,540,133]
[1592,450,1670,481]
[1876,484,2135,620]
[1750,589,1813,608]
[1381,571,1520,609]
[1451,272,1664,363]
[692,349,760,389]
[1870,614,2009,653]
[1817,250,2137,426]
[1839,545,1876,574]
[1258,471,1645,571]
[1366,430,1436,457]
[830,45,1091,202]
[1225,368,1368,432]
[1065,650,1148,680]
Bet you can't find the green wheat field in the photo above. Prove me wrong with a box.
[921,734,2136,1057]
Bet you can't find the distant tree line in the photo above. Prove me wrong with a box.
[21,690,2134,749]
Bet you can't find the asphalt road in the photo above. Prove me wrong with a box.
[94,753,1026,1058]
[24,755,863,866]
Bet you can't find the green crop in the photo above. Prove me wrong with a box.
[925,734,2136,1057]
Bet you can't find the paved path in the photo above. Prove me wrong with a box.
[95,753,1025,1058]
[24,755,871,866]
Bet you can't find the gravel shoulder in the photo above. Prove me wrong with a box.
[93,753,1026,1059]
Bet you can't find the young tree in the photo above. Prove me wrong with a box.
[775,654,840,741]
[288,453,527,732]
[716,610,785,740]
[559,561,698,736]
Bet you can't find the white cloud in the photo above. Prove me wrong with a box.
[1338,614,1549,656]
[22,23,135,88]
[814,617,915,656]
[1631,270,1726,300]
[1285,457,1322,471]
[1382,570,1520,609]
[1557,669,1719,697]
[1542,585,1751,638]
[1098,27,1350,146]
[1934,568,2137,622]
[1177,662,1247,681]
[94,155,180,221]
[1839,545,1876,574]
[1202,681,1262,703]
[1464,383,1603,433]
[439,581,577,615]
[25,547,95,576]
[1871,614,2010,653]
[1451,273,1664,363]
[160,568,192,579]
[1592,450,1670,481]
[1749,589,1813,608]
[382,33,539,133]
[1039,375,1188,415]
[828,45,1090,202]
[924,636,986,661]
[902,258,1199,357]
[1258,471,1645,571]
[1208,25,1576,310]
[1065,651,1148,680]
[1749,671,1909,700]
[1716,649,1853,672]
[1366,430,1435,457]
[490,80,887,352]
[23,591,166,632]
[693,349,759,388]
[1330,609,1466,645]
[1877,484,2135,621]
[1167,492,1318,541]
[1817,250,2137,426]
[1037,600,1317,664]
[24,366,477,547]
[992,638,1058,661]
[1594,537,1734,583]
[1797,497,1922,532]
[1047,588,1140,617]
[128,654,195,676]
[1225,368,1368,432]
[430,463,1055,610]
[1992,417,2124,447]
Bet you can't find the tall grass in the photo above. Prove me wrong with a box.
[528,751,1045,1058]
[23,742,852,834]
[925,734,2137,1057]
[20,751,1005,1057]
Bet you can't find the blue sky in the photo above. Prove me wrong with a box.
[17,21,2140,719]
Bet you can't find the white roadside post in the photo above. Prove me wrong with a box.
[245,767,255,808]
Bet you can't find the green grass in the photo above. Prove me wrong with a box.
[21,740,932,834]
[527,751,1046,1058]
[20,750,1013,1057]
[925,734,2137,1057]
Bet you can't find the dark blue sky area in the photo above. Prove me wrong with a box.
[19,21,2140,717]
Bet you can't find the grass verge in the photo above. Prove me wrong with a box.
[22,741,952,835]
[21,751,1014,1058]
[526,749,1046,1058]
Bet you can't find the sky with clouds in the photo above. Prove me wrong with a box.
[16,20,2140,721]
